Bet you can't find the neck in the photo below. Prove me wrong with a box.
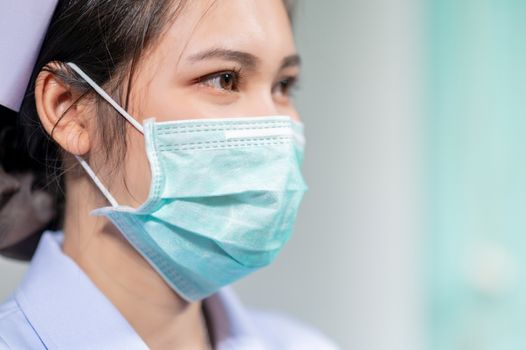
[61,173,213,349]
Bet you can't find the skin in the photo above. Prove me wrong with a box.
[34,0,300,349]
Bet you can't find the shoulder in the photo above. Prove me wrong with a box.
[0,297,44,349]
[248,309,341,350]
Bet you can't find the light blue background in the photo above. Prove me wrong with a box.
[427,0,526,349]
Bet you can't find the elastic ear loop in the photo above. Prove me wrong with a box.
[66,62,145,208]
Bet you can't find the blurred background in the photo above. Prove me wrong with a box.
[2,0,526,349]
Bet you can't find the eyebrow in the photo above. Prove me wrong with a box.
[188,48,301,71]
[189,49,259,70]
[281,54,301,69]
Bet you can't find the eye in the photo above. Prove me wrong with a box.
[198,70,240,92]
[273,76,299,98]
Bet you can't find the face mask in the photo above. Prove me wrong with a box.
[66,62,308,302]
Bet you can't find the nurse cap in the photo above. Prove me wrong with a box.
[0,0,59,260]
[0,0,59,112]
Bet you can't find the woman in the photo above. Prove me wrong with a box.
[0,0,338,349]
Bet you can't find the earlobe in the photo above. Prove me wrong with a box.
[35,63,91,156]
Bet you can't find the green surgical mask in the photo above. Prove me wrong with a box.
[67,62,308,301]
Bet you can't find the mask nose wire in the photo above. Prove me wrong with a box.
[65,62,145,208]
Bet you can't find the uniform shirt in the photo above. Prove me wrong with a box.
[0,232,339,349]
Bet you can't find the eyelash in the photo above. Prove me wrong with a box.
[196,69,300,97]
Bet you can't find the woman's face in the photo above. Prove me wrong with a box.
[100,0,300,207]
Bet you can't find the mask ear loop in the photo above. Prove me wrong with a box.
[65,62,144,208]
[66,63,144,133]
[76,157,119,208]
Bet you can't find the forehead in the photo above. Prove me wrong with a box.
[157,0,296,65]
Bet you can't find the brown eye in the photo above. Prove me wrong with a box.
[273,76,299,98]
[219,73,235,90]
[200,71,240,92]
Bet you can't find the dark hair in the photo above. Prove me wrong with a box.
[26,0,187,175]
[1,0,296,259]
[1,0,186,258]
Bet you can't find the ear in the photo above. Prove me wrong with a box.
[35,62,91,156]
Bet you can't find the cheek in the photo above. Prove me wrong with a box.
[143,82,302,121]
[122,128,152,206]
[141,82,244,120]
[276,101,301,122]
[140,79,212,121]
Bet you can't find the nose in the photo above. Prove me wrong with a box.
[241,90,301,122]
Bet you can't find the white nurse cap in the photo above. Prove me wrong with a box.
[0,0,59,112]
